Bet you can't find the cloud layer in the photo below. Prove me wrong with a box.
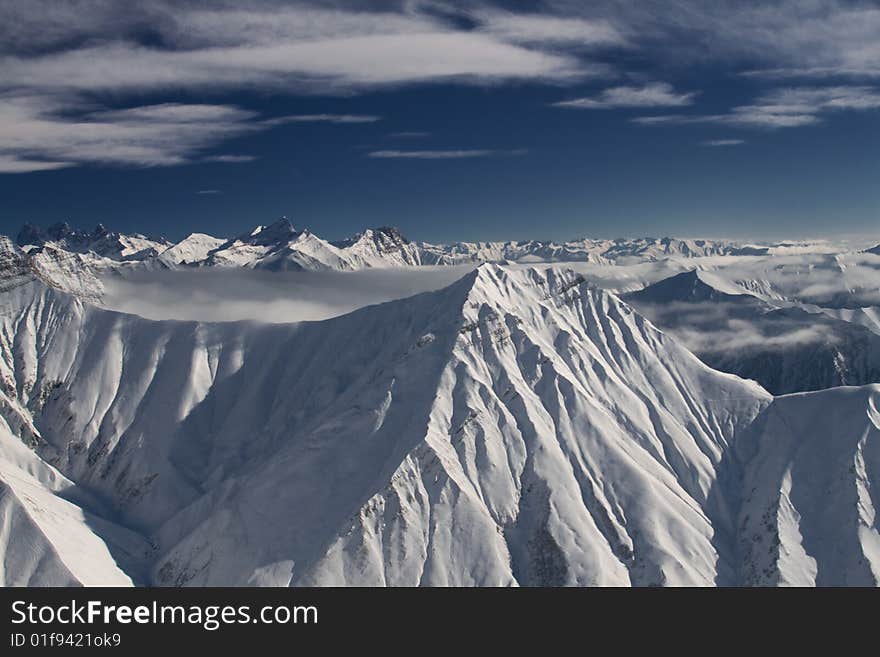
[2,2,880,172]
[553,82,697,109]
[0,1,624,173]
[634,85,880,129]
[367,149,526,160]
[0,98,261,171]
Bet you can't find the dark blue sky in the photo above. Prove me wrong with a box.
[1,1,878,243]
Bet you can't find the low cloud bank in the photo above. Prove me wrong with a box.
[101,266,475,323]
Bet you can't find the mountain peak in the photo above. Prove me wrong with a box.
[626,269,748,304]
[47,221,74,240]
[240,217,298,245]
[16,222,47,247]
[372,225,409,243]
[0,236,35,291]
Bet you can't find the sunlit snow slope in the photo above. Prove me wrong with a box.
[735,386,880,585]
[0,244,878,586]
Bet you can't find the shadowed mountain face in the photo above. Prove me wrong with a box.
[625,269,880,395]
[0,237,878,587]
[17,222,171,261]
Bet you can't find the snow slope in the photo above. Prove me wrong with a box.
[0,420,149,586]
[141,265,773,586]
[0,236,103,301]
[822,306,880,337]
[158,233,227,266]
[331,227,430,267]
[0,249,878,586]
[0,261,772,585]
[735,385,880,586]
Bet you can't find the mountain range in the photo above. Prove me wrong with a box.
[1,223,879,586]
[16,218,772,275]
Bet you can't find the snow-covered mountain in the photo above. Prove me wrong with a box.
[332,226,432,267]
[0,421,151,586]
[1,230,879,587]
[13,220,787,275]
[191,218,420,271]
[822,306,880,337]
[0,236,104,300]
[158,233,228,266]
[18,221,171,261]
[735,385,880,585]
[148,265,771,586]
[625,269,880,395]
[411,236,767,267]
[0,260,772,585]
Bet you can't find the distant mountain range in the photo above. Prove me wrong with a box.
[16,218,772,274]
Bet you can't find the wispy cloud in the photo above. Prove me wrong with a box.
[263,114,381,126]
[0,154,72,174]
[0,96,383,173]
[0,3,604,174]
[387,132,431,139]
[196,189,221,195]
[553,82,697,109]
[0,5,591,97]
[740,67,880,80]
[0,97,262,172]
[702,139,745,147]
[473,10,626,49]
[552,1,880,79]
[203,154,258,163]
[3,1,880,174]
[367,149,527,160]
[635,85,880,129]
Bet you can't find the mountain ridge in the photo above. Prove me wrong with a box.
[0,242,878,586]
[15,221,784,274]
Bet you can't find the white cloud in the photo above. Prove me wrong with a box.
[740,67,880,80]
[0,154,73,173]
[548,0,880,78]
[553,82,697,109]
[634,85,880,129]
[203,154,258,163]
[3,2,880,172]
[674,320,841,353]
[767,85,880,111]
[100,266,476,323]
[196,189,221,195]
[0,3,612,173]
[0,8,589,95]
[474,10,625,48]
[0,96,262,172]
[367,149,526,160]
[702,139,745,146]
[263,114,381,125]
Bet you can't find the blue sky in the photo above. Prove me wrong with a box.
[0,0,878,243]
